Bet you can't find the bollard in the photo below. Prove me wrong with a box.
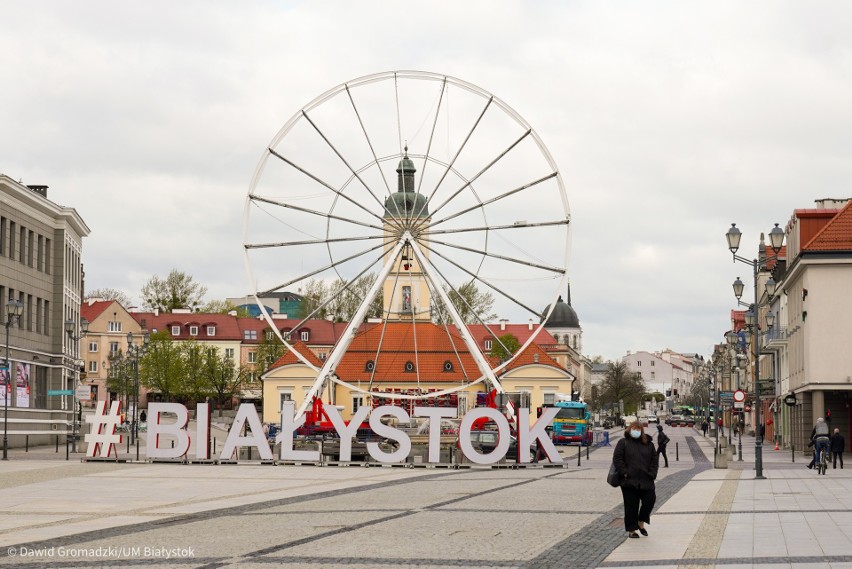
[586,443,590,460]
[56,434,59,453]
[171,440,174,449]
[792,444,795,463]
[213,437,217,455]
[577,444,581,466]
[248,446,252,460]
[676,442,679,461]
[25,435,29,452]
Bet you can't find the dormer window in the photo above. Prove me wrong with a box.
[484,339,492,351]
[171,325,180,336]
[365,360,375,372]
[301,330,309,341]
[443,361,454,372]
[189,325,199,336]
[207,326,216,336]
[404,361,415,372]
[244,330,257,340]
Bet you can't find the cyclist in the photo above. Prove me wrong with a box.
[807,417,831,470]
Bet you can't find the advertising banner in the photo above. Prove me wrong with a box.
[0,362,9,407]
[16,362,30,408]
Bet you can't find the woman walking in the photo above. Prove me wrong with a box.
[613,421,659,539]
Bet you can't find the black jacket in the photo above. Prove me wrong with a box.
[831,433,845,453]
[613,435,659,491]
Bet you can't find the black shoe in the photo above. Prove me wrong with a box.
[807,464,813,469]
[639,528,648,536]
[628,532,639,539]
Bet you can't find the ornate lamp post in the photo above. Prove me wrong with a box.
[126,331,149,461]
[725,222,784,480]
[64,317,90,454]
[3,299,24,460]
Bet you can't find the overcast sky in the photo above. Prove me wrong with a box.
[3,1,851,362]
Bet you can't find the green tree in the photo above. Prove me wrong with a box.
[598,361,646,415]
[297,279,329,320]
[298,275,383,322]
[85,288,133,307]
[433,281,497,324]
[255,330,287,378]
[141,269,208,313]
[489,333,520,361]
[202,346,247,417]
[139,331,185,401]
[180,340,209,401]
[201,299,250,317]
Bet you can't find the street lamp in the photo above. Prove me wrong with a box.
[725,222,784,479]
[64,318,89,453]
[126,331,149,461]
[3,299,24,460]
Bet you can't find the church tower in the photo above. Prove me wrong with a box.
[382,148,432,321]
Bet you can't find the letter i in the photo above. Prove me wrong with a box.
[196,403,210,459]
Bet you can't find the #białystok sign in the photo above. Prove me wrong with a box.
[84,401,563,465]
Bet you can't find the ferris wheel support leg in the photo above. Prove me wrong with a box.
[295,238,409,420]
[407,237,508,407]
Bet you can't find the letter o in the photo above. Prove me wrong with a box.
[459,407,510,465]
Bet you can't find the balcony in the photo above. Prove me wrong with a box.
[762,326,787,352]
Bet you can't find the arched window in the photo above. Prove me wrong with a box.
[443,361,454,372]
[365,360,375,372]
[404,361,415,372]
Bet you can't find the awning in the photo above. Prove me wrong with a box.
[241,389,262,400]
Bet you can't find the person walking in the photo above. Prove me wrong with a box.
[656,424,670,468]
[613,420,659,539]
[717,417,724,437]
[831,428,845,469]
[701,419,708,437]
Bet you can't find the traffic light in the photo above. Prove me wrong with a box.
[666,389,671,397]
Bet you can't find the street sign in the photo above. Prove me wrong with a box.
[75,385,92,401]
[719,390,734,402]
[733,390,746,403]
[784,393,797,406]
[48,389,73,396]
[734,401,744,409]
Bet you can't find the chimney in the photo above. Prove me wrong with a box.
[528,319,533,331]
[26,185,48,198]
[154,308,160,317]
[500,319,508,331]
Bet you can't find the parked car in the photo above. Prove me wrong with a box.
[665,414,684,426]
[647,415,659,424]
[464,430,535,460]
[602,417,615,429]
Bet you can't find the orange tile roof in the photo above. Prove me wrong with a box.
[267,341,324,370]
[803,200,852,252]
[80,300,114,322]
[130,312,243,340]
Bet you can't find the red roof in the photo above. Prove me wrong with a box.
[130,312,242,340]
[466,324,558,347]
[80,300,115,323]
[802,200,852,252]
[267,341,324,370]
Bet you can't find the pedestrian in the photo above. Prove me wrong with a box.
[831,428,845,469]
[717,417,724,437]
[759,423,766,443]
[612,420,659,539]
[140,410,147,423]
[701,420,708,437]
[656,424,670,468]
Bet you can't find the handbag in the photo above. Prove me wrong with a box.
[607,463,621,487]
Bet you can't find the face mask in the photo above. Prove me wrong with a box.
[630,430,641,439]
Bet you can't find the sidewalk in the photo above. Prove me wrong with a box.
[602,427,852,569]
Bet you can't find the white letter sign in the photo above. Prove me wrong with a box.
[146,403,190,459]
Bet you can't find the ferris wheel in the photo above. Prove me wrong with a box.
[243,71,571,416]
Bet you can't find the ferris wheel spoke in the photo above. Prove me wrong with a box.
[299,110,398,228]
[415,77,448,197]
[245,234,382,250]
[426,172,558,231]
[424,218,570,237]
[345,84,393,198]
[420,242,544,319]
[249,195,386,232]
[411,96,494,221]
[267,147,390,228]
[426,237,566,276]
[257,243,385,296]
[414,129,534,228]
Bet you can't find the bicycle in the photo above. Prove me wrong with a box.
[815,441,829,475]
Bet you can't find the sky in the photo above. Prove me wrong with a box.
[3,1,852,362]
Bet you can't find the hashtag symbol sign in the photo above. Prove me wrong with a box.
[85,400,123,458]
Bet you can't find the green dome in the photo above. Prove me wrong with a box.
[384,191,429,219]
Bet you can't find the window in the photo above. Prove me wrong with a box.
[402,286,412,312]
[88,341,98,352]
[244,330,257,340]
[318,352,327,361]
[365,360,375,372]
[248,351,257,363]
[225,348,235,359]
[189,325,199,336]
[108,321,122,332]
[484,340,492,351]
[443,361,454,372]
[279,391,293,410]
[404,361,415,372]
[207,326,216,336]
[171,325,180,336]
[264,330,274,341]
[637,361,642,367]
[651,360,655,366]
[300,330,309,341]
[88,360,98,373]
[109,342,119,354]
[543,392,556,405]
[352,395,364,412]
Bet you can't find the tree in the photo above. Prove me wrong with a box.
[202,347,247,417]
[297,279,329,320]
[201,299,250,317]
[254,330,287,378]
[85,288,133,307]
[141,269,208,313]
[433,281,497,324]
[139,331,185,401]
[489,333,520,361]
[298,275,383,322]
[598,361,646,415]
[180,340,209,401]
